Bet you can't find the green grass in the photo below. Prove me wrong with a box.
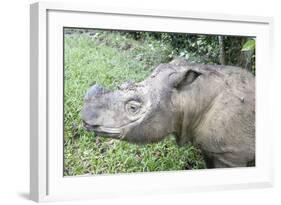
[63,29,205,176]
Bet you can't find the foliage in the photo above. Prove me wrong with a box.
[241,38,256,74]
[123,31,255,71]
[242,39,256,51]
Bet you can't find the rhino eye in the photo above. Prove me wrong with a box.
[126,100,141,115]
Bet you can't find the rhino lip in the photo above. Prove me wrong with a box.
[93,131,121,138]
[82,121,121,137]
[82,121,99,132]
[88,127,121,137]
[94,127,121,134]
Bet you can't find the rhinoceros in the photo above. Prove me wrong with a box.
[81,58,255,168]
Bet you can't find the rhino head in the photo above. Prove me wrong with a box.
[81,63,201,144]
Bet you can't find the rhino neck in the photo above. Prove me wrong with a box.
[173,78,222,145]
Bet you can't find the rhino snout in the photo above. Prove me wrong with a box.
[82,120,100,131]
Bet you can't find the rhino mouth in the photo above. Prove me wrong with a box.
[82,121,121,137]
[82,112,148,139]
[93,130,121,138]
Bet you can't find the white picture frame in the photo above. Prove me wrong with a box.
[30,1,274,202]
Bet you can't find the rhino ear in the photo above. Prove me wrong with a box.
[169,69,201,89]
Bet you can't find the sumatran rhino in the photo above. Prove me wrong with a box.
[81,58,255,168]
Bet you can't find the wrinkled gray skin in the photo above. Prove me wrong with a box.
[81,58,255,168]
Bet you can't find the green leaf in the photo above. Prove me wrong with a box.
[241,39,255,51]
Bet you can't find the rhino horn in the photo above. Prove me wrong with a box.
[85,84,107,100]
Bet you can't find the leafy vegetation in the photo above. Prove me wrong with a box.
[63,28,255,176]
[123,31,255,73]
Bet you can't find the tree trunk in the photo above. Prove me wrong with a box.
[218,36,226,65]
